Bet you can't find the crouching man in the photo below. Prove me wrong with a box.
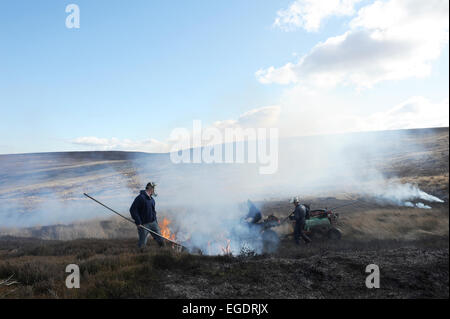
[130,182,164,249]
[289,197,311,245]
[245,199,262,224]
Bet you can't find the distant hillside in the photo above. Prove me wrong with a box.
[0,127,448,230]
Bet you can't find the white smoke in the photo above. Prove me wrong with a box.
[0,128,446,255]
[364,181,444,208]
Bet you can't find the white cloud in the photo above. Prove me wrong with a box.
[352,96,450,131]
[72,137,171,153]
[261,0,449,88]
[71,106,281,153]
[213,105,281,129]
[71,95,448,153]
[255,64,298,85]
[274,0,362,32]
[278,86,449,137]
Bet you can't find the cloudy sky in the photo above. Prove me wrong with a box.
[0,0,448,154]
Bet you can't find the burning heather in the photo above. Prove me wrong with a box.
[160,217,176,241]
[221,239,232,256]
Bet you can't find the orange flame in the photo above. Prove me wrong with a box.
[221,239,232,255]
[160,217,176,241]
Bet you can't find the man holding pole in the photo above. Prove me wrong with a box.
[130,182,164,249]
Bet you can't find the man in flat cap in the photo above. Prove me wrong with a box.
[130,182,164,250]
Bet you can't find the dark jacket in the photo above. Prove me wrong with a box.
[246,202,262,223]
[246,202,261,218]
[293,204,307,223]
[130,190,157,225]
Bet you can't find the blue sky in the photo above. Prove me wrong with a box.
[0,0,448,154]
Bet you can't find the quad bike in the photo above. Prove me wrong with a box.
[304,209,342,240]
[261,207,342,242]
[260,208,342,248]
[234,207,342,254]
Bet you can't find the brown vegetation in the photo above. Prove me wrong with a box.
[0,236,448,299]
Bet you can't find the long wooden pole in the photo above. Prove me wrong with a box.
[83,193,186,250]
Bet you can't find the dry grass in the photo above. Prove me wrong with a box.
[339,206,449,241]
[0,237,164,298]
[0,217,137,240]
[0,236,447,299]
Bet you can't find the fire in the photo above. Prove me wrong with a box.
[221,239,232,255]
[160,217,176,241]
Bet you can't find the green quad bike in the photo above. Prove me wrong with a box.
[238,207,342,254]
[262,207,342,242]
[304,208,342,240]
[269,206,342,243]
